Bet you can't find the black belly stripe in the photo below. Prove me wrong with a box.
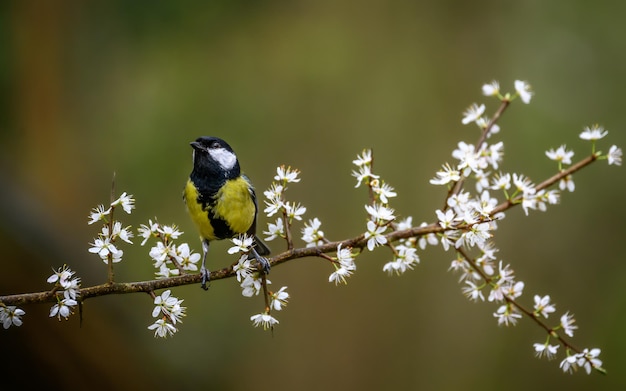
[209,214,234,240]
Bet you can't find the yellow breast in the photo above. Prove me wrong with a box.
[213,176,256,233]
[184,177,255,241]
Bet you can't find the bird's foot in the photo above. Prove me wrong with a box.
[200,266,210,291]
[256,255,271,275]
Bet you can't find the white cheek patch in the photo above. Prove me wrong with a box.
[209,147,237,170]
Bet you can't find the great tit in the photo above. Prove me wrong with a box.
[184,136,270,290]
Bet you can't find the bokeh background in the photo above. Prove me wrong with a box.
[1,1,625,390]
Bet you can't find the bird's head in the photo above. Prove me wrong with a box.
[190,136,240,178]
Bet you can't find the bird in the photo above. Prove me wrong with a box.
[183,136,270,290]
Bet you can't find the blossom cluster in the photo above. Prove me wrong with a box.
[0,305,25,329]
[264,164,360,285]
[87,192,135,263]
[328,244,358,285]
[148,290,186,338]
[136,221,203,337]
[352,150,430,276]
[138,220,200,278]
[47,265,81,320]
[430,80,614,374]
[229,234,290,330]
[41,192,136,324]
[249,285,290,330]
[263,165,306,243]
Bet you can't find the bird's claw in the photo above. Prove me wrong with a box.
[249,247,271,275]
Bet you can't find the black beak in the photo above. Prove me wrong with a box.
[190,141,202,150]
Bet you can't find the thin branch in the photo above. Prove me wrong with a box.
[456,247,581,354]
[490,153,598,216]
[446,100,510,208]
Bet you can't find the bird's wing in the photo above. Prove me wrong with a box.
[243,174,271,256]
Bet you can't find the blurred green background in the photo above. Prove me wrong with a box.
[1,1,625,390]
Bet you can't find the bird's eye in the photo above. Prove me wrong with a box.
[210,142,220,149]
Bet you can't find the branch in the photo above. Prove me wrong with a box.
[490,153,598,215]
[0,153,599,307]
